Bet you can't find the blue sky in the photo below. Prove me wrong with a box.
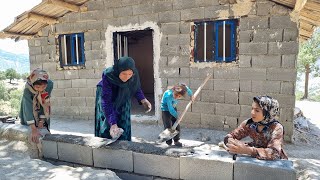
[0,0,41,55]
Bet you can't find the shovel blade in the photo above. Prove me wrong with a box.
[158,128,179,142]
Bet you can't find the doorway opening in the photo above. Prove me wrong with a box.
[113,29,155,116]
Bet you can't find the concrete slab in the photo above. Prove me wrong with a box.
[234,156,296,180]
[133,152,180,179]
[180,145,234,180]
[93,148,133,172]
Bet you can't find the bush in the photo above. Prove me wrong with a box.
[9,89,22,116]
[295,91,304,100]
[0,82,9,101]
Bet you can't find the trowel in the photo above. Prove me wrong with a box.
[158,74,212,143]
[105,128,124,145]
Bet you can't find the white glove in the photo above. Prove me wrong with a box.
[141,98,152,113]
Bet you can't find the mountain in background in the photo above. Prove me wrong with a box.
[0,49,29,74]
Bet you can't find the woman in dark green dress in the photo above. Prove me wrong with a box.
[95,56,152,141]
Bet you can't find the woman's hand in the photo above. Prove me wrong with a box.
[190,95,195,102]
[110,124,120,139]
[226,138,253,155]
[141,98,152,113]
[31,125,41,143]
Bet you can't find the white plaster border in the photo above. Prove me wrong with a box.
[104,22,162,122]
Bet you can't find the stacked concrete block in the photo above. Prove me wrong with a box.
[93,148,133,171]
[234,157,296,180]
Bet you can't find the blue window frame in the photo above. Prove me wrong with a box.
[58,33,85,67]
[194,19,237,63]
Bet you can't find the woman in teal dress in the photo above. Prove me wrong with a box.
[19,69,53,143]
[95,56,152,141]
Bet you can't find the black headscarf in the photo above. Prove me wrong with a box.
[103,56,141,111]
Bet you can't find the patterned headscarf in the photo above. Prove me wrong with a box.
[253,95,279,125]
[25,69,51,125]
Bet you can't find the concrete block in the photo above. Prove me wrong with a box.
[271,94,295,108]
[87,79,100,88]
[167,55,190,67]
[159,11,180,23]
[79,69,95,79]
[190,68,214,78]
[240,80,251,92]
[268,42,299,54]
[160,67,180,78]
[86,50,102,60]
[42,62,57,72]
[86,97,95,107]
[35,54,50,63]
[190,78,213,90]
[71,97,86,107]
[214,67,239,79]
[270,16,297,29]
[240,68,266,80]
[133,152,180,179]
[85,31,101,41]
[86,21,103,31]
[168,78,190,87]
[87,1,105,11]
[239,55,252,68]
[57,142,93,166]
[179,67,190,77]
[205,5,229,19]
[120,16,139,26]
[93,148,133,172]
[192,101,215,114]
[253,29,283,42]
[139,13,159,24]
[239,43,268,55]
[41,45,56,55]
[200,114,224,130]
[280,108,294,123]
[225,116,238,129]
[71,79,87,88]
[180,150,234,180]
[114,6,133,17]
[239,30,254,43]
[50,71,65,80]
[152,1,173,13]
[132,2,153,15]
[240,17,269,31]
[252,55,281,68]
[177,100,192,112]
[103,18,121,28]
[216,103,240,117]
[239,92,256,105]
[65,88,80,97]
[173,0,197,10]
[42,140,58,159]
[161,23,180,35]
[181,8,205,21]
[257,2,273,16]
[230,2,257,17]
[267,68,296,81]
[196,0,219,6]
[180,22,190,34]
[225,91,239,105]
[251,80,281,93]
[283,28,298,42]
[57,97,71,107]
[234,157,296,180]
[51,89,65,97]
[29,47,42,55]
[280,81,294,95]
[79,88,94,97]
[282,54,296,69]
[64,106,80,116]
[180,112,201,127]
[55,23,74,33]
[240,105,251,117]
[64,70,79,79]
[201,90,224,103]
[214,80,239,91]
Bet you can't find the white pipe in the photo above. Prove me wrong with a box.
[117,34,120,58]
[223,21,225,62]
[75,34,79,64]
[204,22,206,62]
[64,35,67,65]
[119,34,122,57]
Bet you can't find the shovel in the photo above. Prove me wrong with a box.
[158,74,212,143]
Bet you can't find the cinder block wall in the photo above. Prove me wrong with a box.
[27,0,298,141]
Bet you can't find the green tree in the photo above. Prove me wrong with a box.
[0,71,5,80]
[0,82,9,101]
[297,28,320,99]
[5,68,19,84]
[20,72,29,80]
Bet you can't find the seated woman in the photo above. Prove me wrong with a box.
[224,95,288,160]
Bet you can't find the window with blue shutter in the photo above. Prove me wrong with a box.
[194,19,237,63]
[59,33,85,67]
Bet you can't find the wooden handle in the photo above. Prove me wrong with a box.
[172,74,212,130]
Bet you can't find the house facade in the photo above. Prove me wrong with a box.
[26,0,298,141]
